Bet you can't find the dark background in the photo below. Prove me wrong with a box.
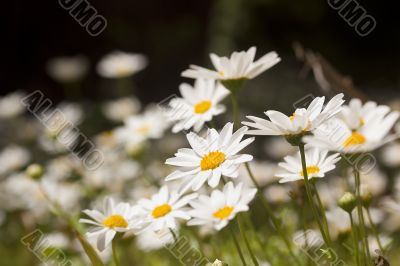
[2,0,399,106]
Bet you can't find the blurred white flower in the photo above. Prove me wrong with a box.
[263,137,297,160]
[181,47,280,81]
[292,229,323,248]
[46,55,89,83]
[80,198,140,251]
[276,148,340,183]
[0,91,26,119]
[380,142,400,167]
[84,149,140,190]
[339,98,392,131]
[368,235,392,254]
[305,103,399,153]
[0,145,30,176]
[102,97,141,122]
[165,123,254,193]
[97,51,147,78]
[115,105,169,145]
[188,182,257,230]
[326,207,351,239]
[41,179,83,213]
[243,94,344,136]
[263,185,291,203]
[239,160,279,186]
[136,186,196,232]
[167,79,229,133]
[135,227,175,251]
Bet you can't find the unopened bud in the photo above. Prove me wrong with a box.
[338,192,357,213]
[26,164,44,180]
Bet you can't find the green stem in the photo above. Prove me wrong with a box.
[237,216,259,266]
[298,145,333,253]
[229,224,248,266]
[311,182,332,245]
[354,168,371,263]
[366,207,384,253]
[349,213,361,266]
[112,237,120,266]
[245,163,302,265]
[230,92,240,127]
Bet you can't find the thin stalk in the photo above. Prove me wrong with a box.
[298,144,333,252]
[245,163,302,265]
[237,216,259,266]
[230,92,240,127]
[112,238,120,266]
[169,228,178,243]
[349,213,361,266]
[354,168,371,263]
[229,224,248,266]
[366,207,384,253]
[311,182,332,245]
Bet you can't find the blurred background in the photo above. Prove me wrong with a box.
[2,0,399,106]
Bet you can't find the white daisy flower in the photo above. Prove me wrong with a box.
[46,55,89,83]
[167,79,229,133]
[325,207,351,239]
[339,98,392,131]
[165,123,254,193]
[181,47,280,81]
[276,148,340,183]
[0,145,30,176]
[304,108,399,153]
[136,186,197,232]
[243,94,344,138]
[102,97,141,122]
[97,51,147,78]
[187,182,257,230]
[79,198,139,251]
[115,105,169,145]
[0,91,26,119]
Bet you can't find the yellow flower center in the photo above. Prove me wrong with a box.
[213,206,234,220]
[136,126,150,135]
[102,215,128,229]
[289,113,296,121]
[218,71,225,77]
[152,204,172,218]
[200,151,226,171]
[343,131,366,148]
[194,100,212,114]
[299,165,320,176]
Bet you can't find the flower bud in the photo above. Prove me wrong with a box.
[338,192,357,213]
[26,164,44,180]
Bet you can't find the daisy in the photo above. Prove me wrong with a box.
[115,105,169,145]
[165,123,254,192]
[97,51,147,79]
[79,198,139,251]
[0,91,26,119]
[243,94,345,141]
[136,186,197,232]
[276,148,340,183]
[181,47,280,81]
[102,96,141,122]
[304,108,399,153]
[46,55,89,83]
[167,79,230,133]
[339,98,392,131]
[187,182,257,230]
